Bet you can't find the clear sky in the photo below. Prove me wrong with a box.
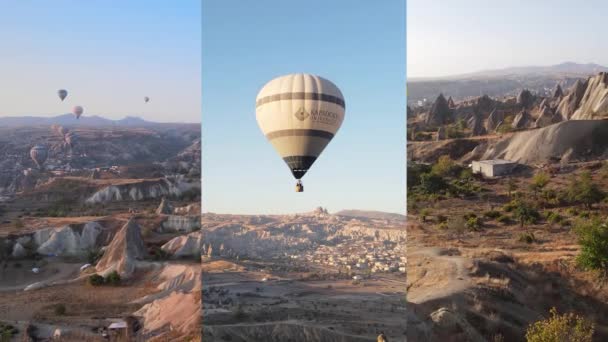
[408,0,608,78]
[0,1,200,123]
[202,1,406,214]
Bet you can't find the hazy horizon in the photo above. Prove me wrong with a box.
[408,0,608,78]
[0,1,201,123]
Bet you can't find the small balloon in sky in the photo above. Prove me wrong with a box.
[72,106,84,119]
[57,89,68,101]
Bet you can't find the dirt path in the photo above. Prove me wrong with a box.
[407,246,472,303]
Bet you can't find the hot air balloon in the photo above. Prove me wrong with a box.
[58,89,68,101]
[255,73,345,192]
[30,144,48,170]
[72,106,83,119]
[144,96,150,103]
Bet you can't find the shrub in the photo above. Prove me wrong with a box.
[0,323,18,339]
[512,199,540,227]
[54,304,67,316]
[431,155,461,178]
[497,215,512,225]
[567,171,605,209]
[530,171,550,195]
[545,211,563,224]
[88,274,105,286]
[419,172,448,194]
[575,218,608,272]
[518,232,536,244]
[105,271,121,285]
[87,249,104,265]
[525,307,594,342]
[484,210,501,219]
[466,216,482,231]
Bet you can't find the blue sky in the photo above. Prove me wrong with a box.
[202,1,406,214]
[0,1,200,122]
[408,0,608,78]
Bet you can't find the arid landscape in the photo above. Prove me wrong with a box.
[407,68,608,341]
[0,118,201,341]
[201,209,406,342]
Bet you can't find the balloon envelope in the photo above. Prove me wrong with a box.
[72,106,83,119]
[58,89,68,101]
[255,73,345,179]
[144,96,150,103]
[30,144,48,169]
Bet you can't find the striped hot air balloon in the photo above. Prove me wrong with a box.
[255,73,345,191]
[30,144,48,169]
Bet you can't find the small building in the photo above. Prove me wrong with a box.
[471,159,517,178]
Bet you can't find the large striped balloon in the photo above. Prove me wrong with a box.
[30,144,48,169]
[256,74,345,180]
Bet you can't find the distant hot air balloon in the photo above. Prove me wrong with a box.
[144,96,150,103]
[255,73,345,192]
[30,144,48,169]
[72,106,83,119]
[58,89,68,101]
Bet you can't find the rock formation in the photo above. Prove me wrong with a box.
[447,96,455,108]
[512,110,531,129]
[436,126,446,140]
[467,112,486,136]
[161,231,202,258]
[534,106,556,128]
[556,79,588,120]
[156,197,173,215]
[485,108,503,132]
[95,218,147,278]
[517,89,534,108]
[425,94,452,126]
[552,84,563,98]
[571,72,608,120]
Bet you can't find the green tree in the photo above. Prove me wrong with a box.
[568,171,605,209]
[530,171,550,197]
[513,199,539,227]
[431,155,460,177]
[506,177,517,198]
[575,218,608,273]
[526,307,594,342]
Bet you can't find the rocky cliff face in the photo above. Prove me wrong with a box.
[85,176,198,204]
[571,72,608,120]
[95,219,147,278]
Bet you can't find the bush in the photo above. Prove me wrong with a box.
[0,323,18,340]
[431,155,461,178]
[88,274,105,286]
[497,215,512,225]
[105,271,121,285]
[567,171,605,209]
[512,199,540,227]
[530,171,550,195]
[575,218,608,272]
[525,307,594,342]
[518,232,536,244]
[545,211,563,224]
[87,249,104,265]
[466,216,482,231]
[484,210,501,219]
[54,304,67,316]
